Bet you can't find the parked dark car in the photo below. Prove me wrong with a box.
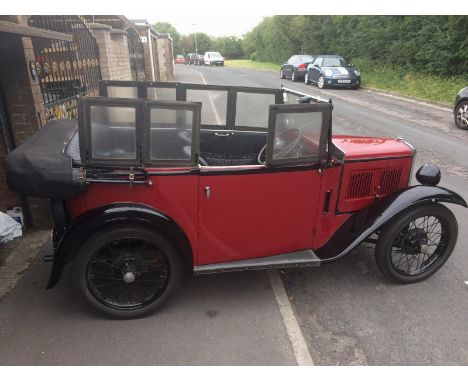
[4,81,466,319]
[454,87,468,130]
[185,53,197,65]
[280,55,315,82]
[305,55,360,89]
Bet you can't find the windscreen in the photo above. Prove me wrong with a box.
[297,55,315,63]
[187,89,227,126]
[235,92,276,129]
[147,87,177,101]
[322,57,348,67]
[107,86,138,98]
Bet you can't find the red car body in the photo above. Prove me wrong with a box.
[67,136,413,266]
[175,56,186,64]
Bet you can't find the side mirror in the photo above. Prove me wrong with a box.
[348,63,355,67]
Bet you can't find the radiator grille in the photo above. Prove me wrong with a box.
[379,168,402,194]
[347,171,373,199]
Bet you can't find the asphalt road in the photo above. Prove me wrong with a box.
[175,64,468,365]
[1,64,467,365]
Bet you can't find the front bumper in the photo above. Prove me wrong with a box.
[324,77,360,88]
[206,61,224,66]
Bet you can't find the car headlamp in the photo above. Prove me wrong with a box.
[324,69,333,77]
[416,163,441,186]
[354,69,361,76]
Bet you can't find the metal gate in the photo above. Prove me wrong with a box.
[28,16,101,121]
[127,28,146,81]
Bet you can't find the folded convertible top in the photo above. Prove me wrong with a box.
[4,120,84,199]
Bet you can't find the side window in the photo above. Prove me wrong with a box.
[315,57,323,67]
[79,98,141,166]
[144,101,201,166]
[266,103,331,167]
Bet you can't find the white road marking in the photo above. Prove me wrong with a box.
[185,67,223,126]
[267,270,314,366]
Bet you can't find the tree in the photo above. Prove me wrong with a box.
[153,22,181,55]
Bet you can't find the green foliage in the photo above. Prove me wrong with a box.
[229,59,463,105]
[153,22,181,54]
[242,15,468,76]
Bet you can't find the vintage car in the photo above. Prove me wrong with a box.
[5,80,467,319]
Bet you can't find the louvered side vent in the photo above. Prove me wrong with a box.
[379,168,402,194]
[347,171,373,199]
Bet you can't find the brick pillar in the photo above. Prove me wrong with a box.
[88,22,113,80]
[0,17,52,227]
[109,29,132,81]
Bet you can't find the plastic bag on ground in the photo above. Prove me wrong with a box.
[0,211,22,244]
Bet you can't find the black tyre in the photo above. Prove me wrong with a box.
[317,75,326,89]
[74,224,183,319]
[304,72,311,84]
[454,101,468,130]
[375,204,458,284]
[280,68,285,79]
[291,70,298,82]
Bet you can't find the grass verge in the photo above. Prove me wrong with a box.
[225,59,464,106]
[225,59,279,72]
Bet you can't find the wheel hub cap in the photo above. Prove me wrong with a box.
[123,271,136,284]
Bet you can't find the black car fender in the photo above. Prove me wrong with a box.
[47,203,194,289]
[316,185,467,262]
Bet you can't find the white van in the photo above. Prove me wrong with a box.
[204,52,224,66]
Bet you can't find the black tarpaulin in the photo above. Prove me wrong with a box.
[4,119,84,200]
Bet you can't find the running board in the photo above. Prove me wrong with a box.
[194,249,321,275]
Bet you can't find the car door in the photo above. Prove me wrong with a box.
[197,102,331,266]
[309,57,322,83]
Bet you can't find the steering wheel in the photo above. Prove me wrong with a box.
[257,128,303,165]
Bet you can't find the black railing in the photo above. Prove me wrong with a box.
[127,28,146,81]
[28,16,101,120]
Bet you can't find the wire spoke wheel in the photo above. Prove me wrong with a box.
[375,204,458,284]
[389,215,447,276]
[76,225,183,318]
[87,238,169,310]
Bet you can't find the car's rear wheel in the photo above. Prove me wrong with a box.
[74,225,183,319]
[454,101,468,130]
[304,72,310,84]
[375,204,458,284]
[317,75,326,89]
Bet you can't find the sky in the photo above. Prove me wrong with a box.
[127,15,267,38]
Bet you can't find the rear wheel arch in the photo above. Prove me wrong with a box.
[48,203,194,289]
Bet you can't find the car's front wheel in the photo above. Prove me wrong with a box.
[455,101,468,130]
[280,69,285,79]
[375,204,458,284]
[291,70,297,82]
[74,224,183,319]
[317,75,326,89]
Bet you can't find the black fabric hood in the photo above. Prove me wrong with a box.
[4,119,85,200]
